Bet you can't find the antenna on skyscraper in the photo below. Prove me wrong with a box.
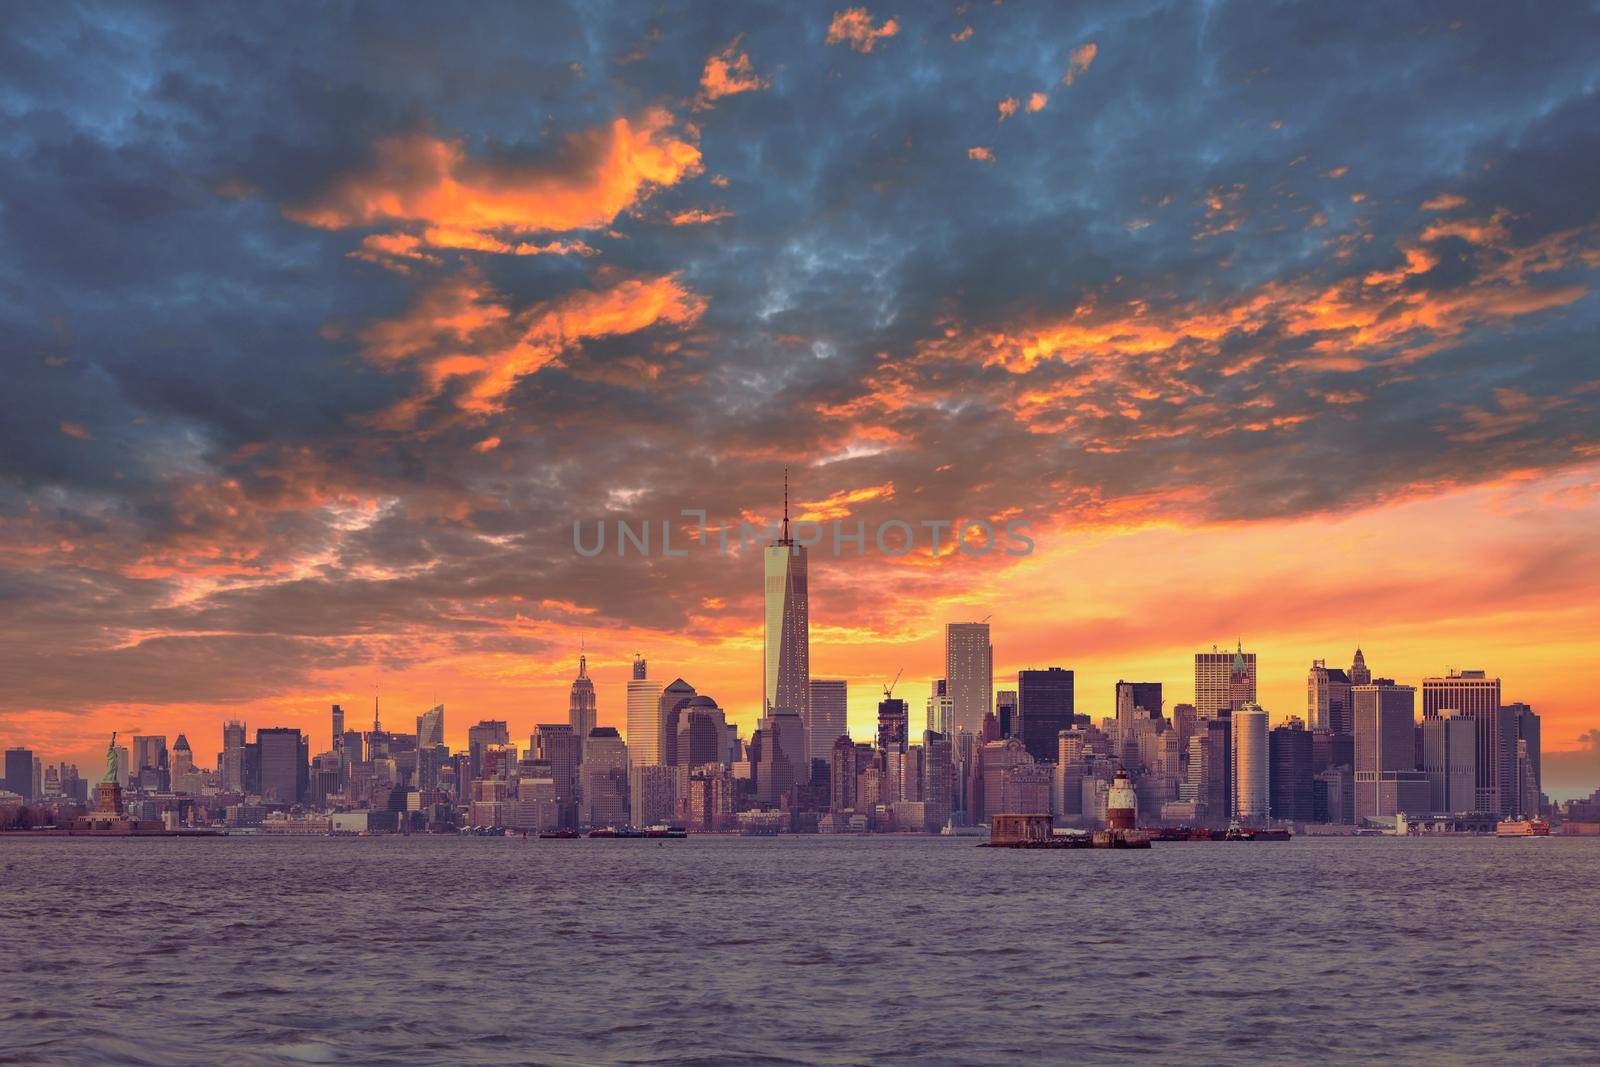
[782,465,790,542]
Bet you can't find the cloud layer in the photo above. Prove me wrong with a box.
[2,2,1598,781]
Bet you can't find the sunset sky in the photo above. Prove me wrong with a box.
[3,3,1599,796]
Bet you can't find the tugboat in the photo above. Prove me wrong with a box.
[1495,817,1551,837]
[1223,820,1255,841]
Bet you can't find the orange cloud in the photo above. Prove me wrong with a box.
[1026,92,1048,113]
[667,207,734,226]
[968,146,995,162]
[1062,42,1097,85]
[59,422,94,440]
[796,482,896,522]
[285,109,701,249]
[951,25,973,42]
[1422,193,1468,212]
[360,272,707,420]
[827,7,900,53]
[997,97,1019,122]
[698,37,769,106]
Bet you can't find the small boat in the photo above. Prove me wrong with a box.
[1495,818,1551,837]
[643,824,688,839]
[1223,821,1254,841]
[538,828,579,839]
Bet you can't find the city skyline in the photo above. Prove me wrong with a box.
[4,3,1600,799]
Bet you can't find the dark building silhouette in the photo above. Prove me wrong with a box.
[255,728,309,805]
[1017,668,1075,762]
[1269,719,1315,822]
[4,747,33,801]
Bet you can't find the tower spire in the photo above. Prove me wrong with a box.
[782,466,790,542]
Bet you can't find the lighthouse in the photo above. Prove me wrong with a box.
[1107,767,1137,830]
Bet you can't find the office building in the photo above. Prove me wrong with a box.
[995,689,1017,739]
[1016,668,1075,762]
[1349,647,1372,686]
[926,679,954,741]
[569,653,598,754]
[877,695,908,754]
[1115,681,1163,719]
[533,723,580,828]
[1232,702,1269,822]
[416,705,444,748]
[256,727,309,805]
[1269,718,1315,822]
[624,656,664,765]
[1499,703,1540,816]
[630,764,676,827]
[657,678,696,766]
[331,705,345,754]
[467,720,509,780]
[1354,680,1427,820]
[1307,660,1353,734]
[580,727,629,827]
[945,622,993,737]
[922,730,953,832]
[1422,670,1502,813]
[1195,643,1255,719]
[1422,711,1478,813]
[809,679,849,765]
[4,747,32,801]
[764,474,810,720]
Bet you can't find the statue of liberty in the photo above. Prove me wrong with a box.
[103,731,119,784]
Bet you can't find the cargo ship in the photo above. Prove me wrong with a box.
[1495,818,1551,837]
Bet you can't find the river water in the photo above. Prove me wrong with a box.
[1,835,1595,1065]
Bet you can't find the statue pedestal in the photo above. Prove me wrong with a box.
[95,782,124,814]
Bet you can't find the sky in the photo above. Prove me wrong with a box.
[2,2,1599,798]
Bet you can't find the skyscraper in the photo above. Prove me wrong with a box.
[256,727,309,805]
[657,678,696,766]
[1498,703,1540,816]
[808,679,849,765]
[1422,711,1477,813]
[568,653,597,752]
[763,472,809,720]
[945,622,993,737]
[416,705,445,748]
[1354,679,1427,820]
[1268,718,1315,822]
[1016,667,1074,762]
[626,655,664,766]
[994,688,1017,739]
[580,727,629,828]
[331,704,345,754]
[533,723,580,828]
[1349,647,1372,686]
[877,695,909,753]
[1115,681,1163,719]
[222,721,246,791]
[1195,643,1256,720]
[1421,670,1502,813]
[467,720,510,779]
[1231,702,1269,822]
[1307,660,1353,734]
[3,747,32,801]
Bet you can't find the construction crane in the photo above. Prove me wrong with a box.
[883,668,903,701]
